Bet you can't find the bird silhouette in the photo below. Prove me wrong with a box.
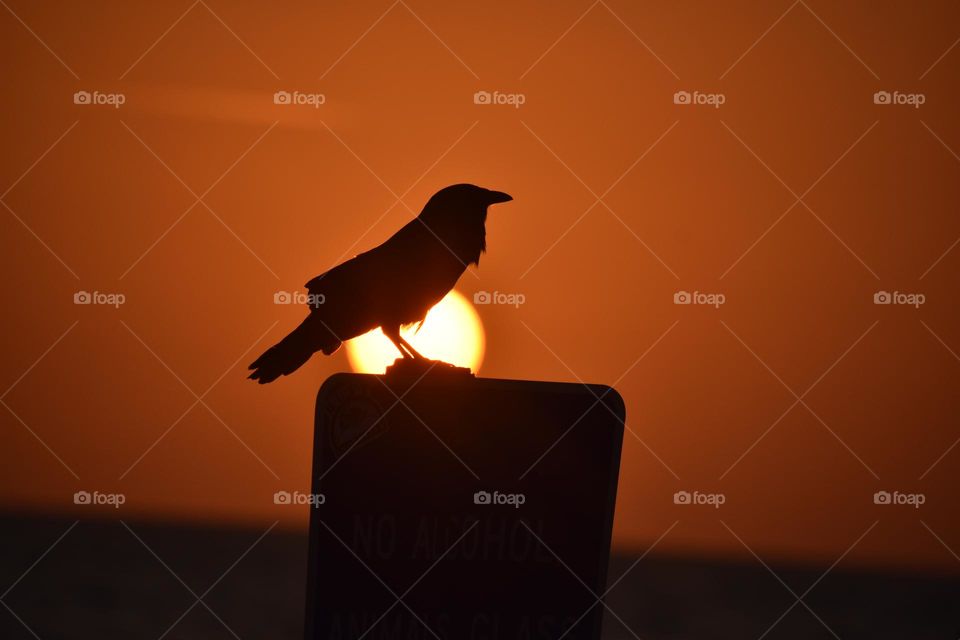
[248,184,513,383]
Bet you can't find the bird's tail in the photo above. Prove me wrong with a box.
[248,316,339,384]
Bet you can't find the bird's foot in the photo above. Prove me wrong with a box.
[385,357,472,378]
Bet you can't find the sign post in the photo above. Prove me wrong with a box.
[305,368,625,640]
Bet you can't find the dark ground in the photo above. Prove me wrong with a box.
[1,514,956,639]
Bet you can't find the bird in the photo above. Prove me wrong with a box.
[248,184,513,383]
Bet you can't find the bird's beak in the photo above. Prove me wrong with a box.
[486,190,513,204]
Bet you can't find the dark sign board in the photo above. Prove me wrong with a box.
[305,368,625,640]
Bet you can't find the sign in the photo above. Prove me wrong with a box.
[305,369,625,640]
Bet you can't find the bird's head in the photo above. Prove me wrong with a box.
[417,184,512,266]
[419,184,513,225]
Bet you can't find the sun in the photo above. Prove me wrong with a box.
[345,290,485,374]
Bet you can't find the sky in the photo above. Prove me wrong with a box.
[1,0,959,573]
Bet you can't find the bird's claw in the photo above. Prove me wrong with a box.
[385,356,473,378]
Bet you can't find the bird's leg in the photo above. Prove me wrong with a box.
[383,326,416,359]
[397,335,427,360]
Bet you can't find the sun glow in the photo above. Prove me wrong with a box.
[345,291,485,374]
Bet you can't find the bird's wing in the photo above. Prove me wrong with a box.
[302,219,456,339]
[304,220,422,303]
[304,251,372,305]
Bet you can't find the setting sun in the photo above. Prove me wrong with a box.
[345,291,485,374]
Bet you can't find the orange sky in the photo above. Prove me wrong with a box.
[1,0,959,573]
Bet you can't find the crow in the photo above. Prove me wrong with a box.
[248,184,513,383]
